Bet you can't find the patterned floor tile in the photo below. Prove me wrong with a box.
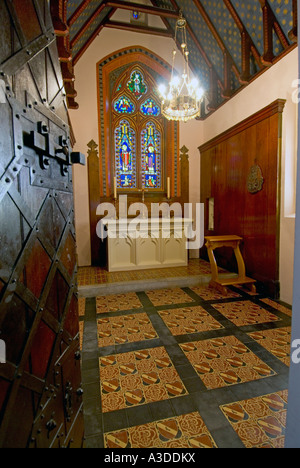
[234,284,259,296]
[78,297,86,316]
[261,298,292,317]
[158,306,224,336]
[180,335,276,390]
[191,286,241,301]
[99,347,188,413]
[81,280,292,448]
[79,321,84,350]
[145,288,195,307]
[104,411,217,448]
[220,390,288,448]
[96,293,143,314]
[211,300,281,327]
[248,327,291,366]
[97,312,158,347]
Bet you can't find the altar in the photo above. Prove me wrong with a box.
[101,218,194,272]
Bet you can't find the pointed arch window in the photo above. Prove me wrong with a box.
[141,121,161,189]
[115,120,136,189]
[112,66,165,192]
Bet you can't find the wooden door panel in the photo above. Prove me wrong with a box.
[2,386,39,448]
[0,0,85,448]
[0,2,15,63]
[12,0,42,42]
[29,383,68,449]
[0,295,34,365]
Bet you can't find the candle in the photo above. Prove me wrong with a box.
[167,177,171,199]
[114,177,117,199]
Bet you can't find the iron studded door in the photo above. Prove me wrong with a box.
[0,0,84,448]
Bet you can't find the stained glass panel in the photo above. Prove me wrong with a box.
[114,96,135,114]
[127,70,147,100]
[141,122,161,189]
[115,120,136,189]
[112,65,167,192]
[140,98,160,116]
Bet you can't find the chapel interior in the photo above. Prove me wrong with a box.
[0,0,299,449]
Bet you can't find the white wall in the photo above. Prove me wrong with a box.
[180,119,203,259]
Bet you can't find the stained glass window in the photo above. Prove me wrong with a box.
[140,98,160,117]
[115,120,136,189]
[114,96,135,114]
[141,122,161,189]
[112,67,165,191]
[127,70,147,100]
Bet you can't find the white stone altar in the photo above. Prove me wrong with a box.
[101,218,194,272]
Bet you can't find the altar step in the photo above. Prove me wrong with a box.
[77,259,237,297]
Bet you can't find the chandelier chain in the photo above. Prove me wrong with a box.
[157,12,204,122]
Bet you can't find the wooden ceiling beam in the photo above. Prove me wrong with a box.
[70,3,108,49]
[259,0,290,65]
[186,22,224,110]
[104,20,173,38]
[260,0,275,65]
[73,24,106,65]
[50,0,79,109]
[50,0,69,36]
[104,0,179,19]
[193,0,240,97]
[147,0,179,38]
[68,0,90,27]
[72,8,116,65]
[288,0,297,42]
[223,0,263,83]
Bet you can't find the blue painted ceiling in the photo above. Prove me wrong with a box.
[61,0,297,115]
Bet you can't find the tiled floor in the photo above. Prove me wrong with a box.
[79,277,291,448]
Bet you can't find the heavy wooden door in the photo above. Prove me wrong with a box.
[0,0,84,448]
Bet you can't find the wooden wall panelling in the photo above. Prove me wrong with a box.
[199,100,285,298]
[86,140,105,267]
[0,0,84,448]
[180,145,189,205]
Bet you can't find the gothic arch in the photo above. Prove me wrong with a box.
[97,46,180,198]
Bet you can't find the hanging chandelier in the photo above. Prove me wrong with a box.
[158,12,204,123]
